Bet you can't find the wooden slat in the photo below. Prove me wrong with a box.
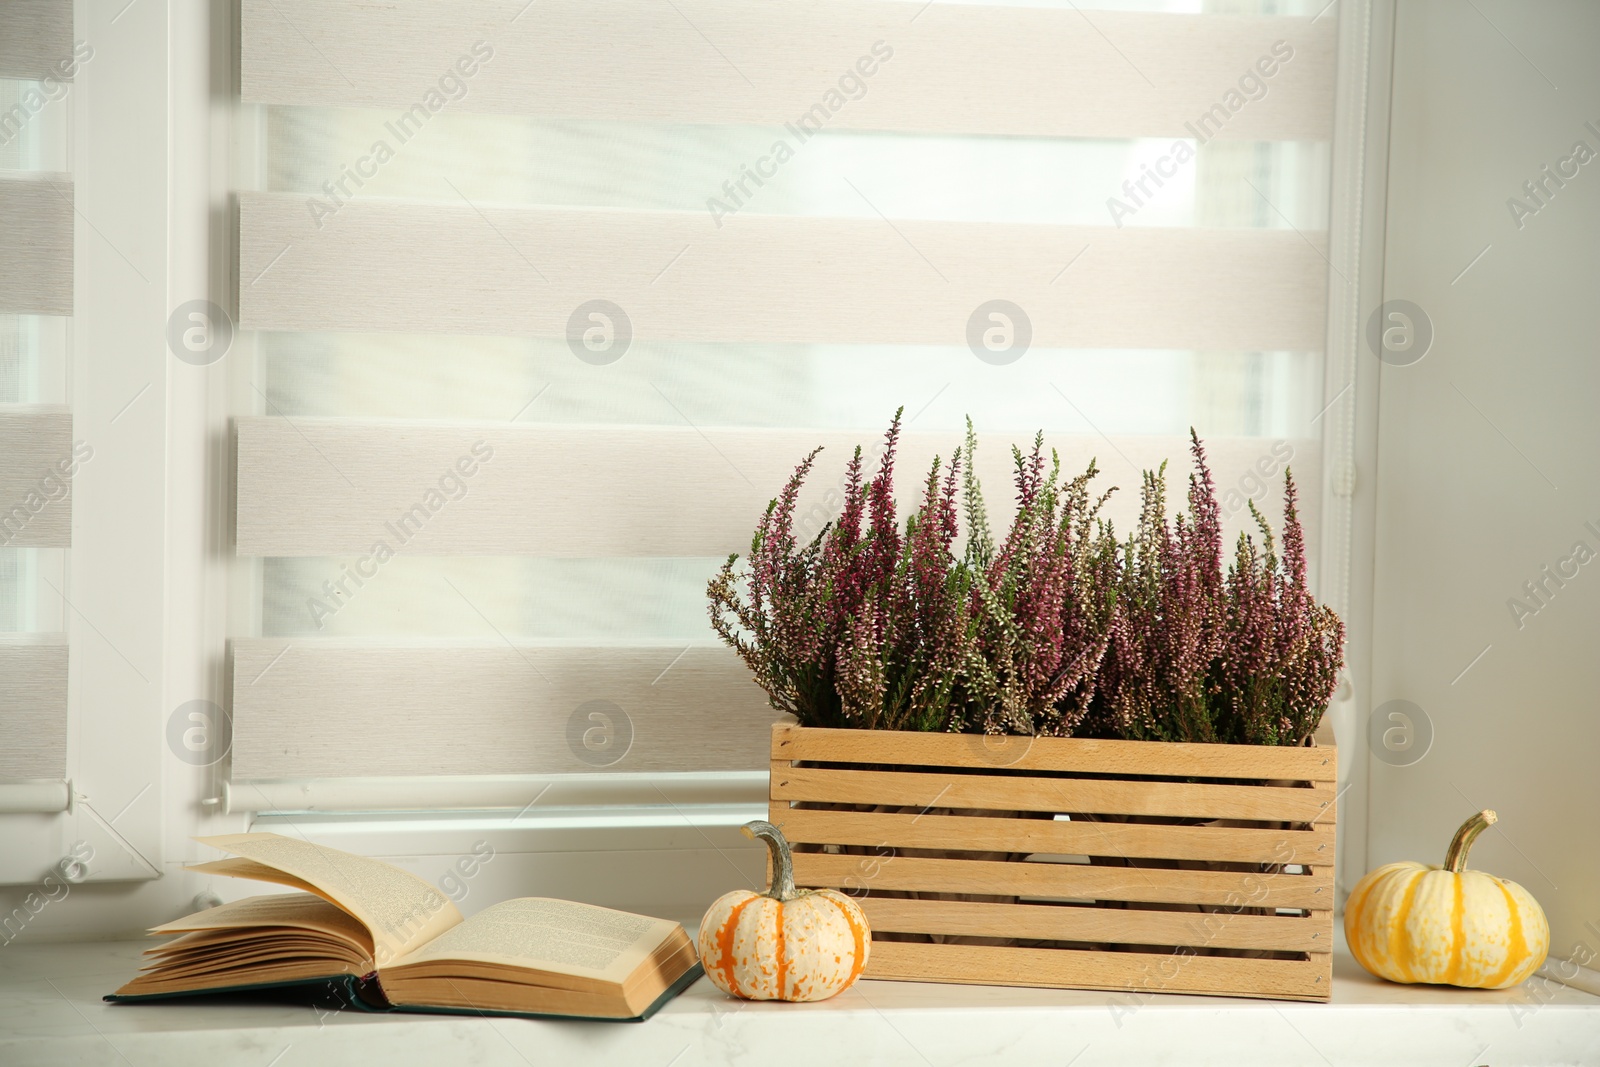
[0,634,69,779]
[0,406,73,548]
[773,766,1334,823]
[234,419,1321,561]
[0,176,73,316]
[238,193,1328,350]
[865,940,1328,1000]
[774,724,1335,999]
[777,808,1334,865]
[229,639,783,779]
[776,724,1337,782]
[241,1,1335,141]
[0,0,72,81]
[858,898,1331,954]
[790,853,1332,910]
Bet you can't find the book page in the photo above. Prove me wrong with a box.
[151,892,374,956]
[186,858,325,898]
[388,898,680,983]
[117,892,378,998]
[193,833,461,962]
[139,936,371,981]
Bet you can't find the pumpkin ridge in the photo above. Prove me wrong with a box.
[1482,880,1526,989]
[775,899,787,1000]
[1444,875,1464,985]
[825,893,869,988]
[717,896,757,997]
[1390,870,1425,983]
[1343,868,1384,970]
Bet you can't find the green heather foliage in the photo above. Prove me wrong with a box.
[707,414,1345,746]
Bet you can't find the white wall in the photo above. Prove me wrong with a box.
[1370,0,1600,962]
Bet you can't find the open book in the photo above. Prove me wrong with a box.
[107,833,702,1021]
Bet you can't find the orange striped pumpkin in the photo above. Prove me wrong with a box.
[697,821,870,1002]
[1345,809,1548,989]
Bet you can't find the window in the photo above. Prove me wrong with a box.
[0,0,1380,926]
[226,0,1354,839]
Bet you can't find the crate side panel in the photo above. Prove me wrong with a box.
[865,941,1332,1001]
[776,808,1336,865]
[773,766,1336,822]
[773,724,1338,782]
[788,854,1334,910]
[858,897,1332,953]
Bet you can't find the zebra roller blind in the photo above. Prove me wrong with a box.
[232,0,1341,797]
[1,0,78,787]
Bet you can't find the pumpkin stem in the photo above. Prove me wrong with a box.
[1443,809,1497,873]
[743,820,798,902]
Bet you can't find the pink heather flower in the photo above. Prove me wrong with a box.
[709,418,1344,744]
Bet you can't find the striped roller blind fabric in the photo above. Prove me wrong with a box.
[236,421,1322,560]
[0,633,67,778]
[0,0,73,82]
[0,405,73,548]
[2,0,77,788]
[232,0,1342,792]
[240,0,1334,140]
[0,175,73,316]
[239,195,1327,349]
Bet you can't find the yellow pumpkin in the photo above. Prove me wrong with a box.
[1345,809,1548,989]
[697,820,870,1002]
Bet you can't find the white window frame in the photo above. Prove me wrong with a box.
[1315,0,1394,909]
[3,0,182,889]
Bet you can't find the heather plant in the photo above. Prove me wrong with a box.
[1209,479,1345,745]
[708,415,1344,746]
[1084,433,1227,743]
[707,411,978,732]
[1081,432,1342,745]
[955,422,1118,738]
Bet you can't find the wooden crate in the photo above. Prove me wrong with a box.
[768,723,1336,1002]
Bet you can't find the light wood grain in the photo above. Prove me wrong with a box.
[777,807,1334,865]
[238,193,1328,350]
[789,853,1332,910]
[866,940,1329,1000]
[775,723,1338,782]
[241,1,1335,141]
[0,177,73,316]
[230,639,784,779]
[773,724,1335,998]
[858,897,1331,954]
[234,419,1320,560]
[0,406,73,547]
[773,766,1334,823]
[0,634,68,779]
[0,0,72,81]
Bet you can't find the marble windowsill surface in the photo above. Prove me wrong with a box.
[2,939,1598,1067]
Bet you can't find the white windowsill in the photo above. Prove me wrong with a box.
[3,939,1597,1066]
